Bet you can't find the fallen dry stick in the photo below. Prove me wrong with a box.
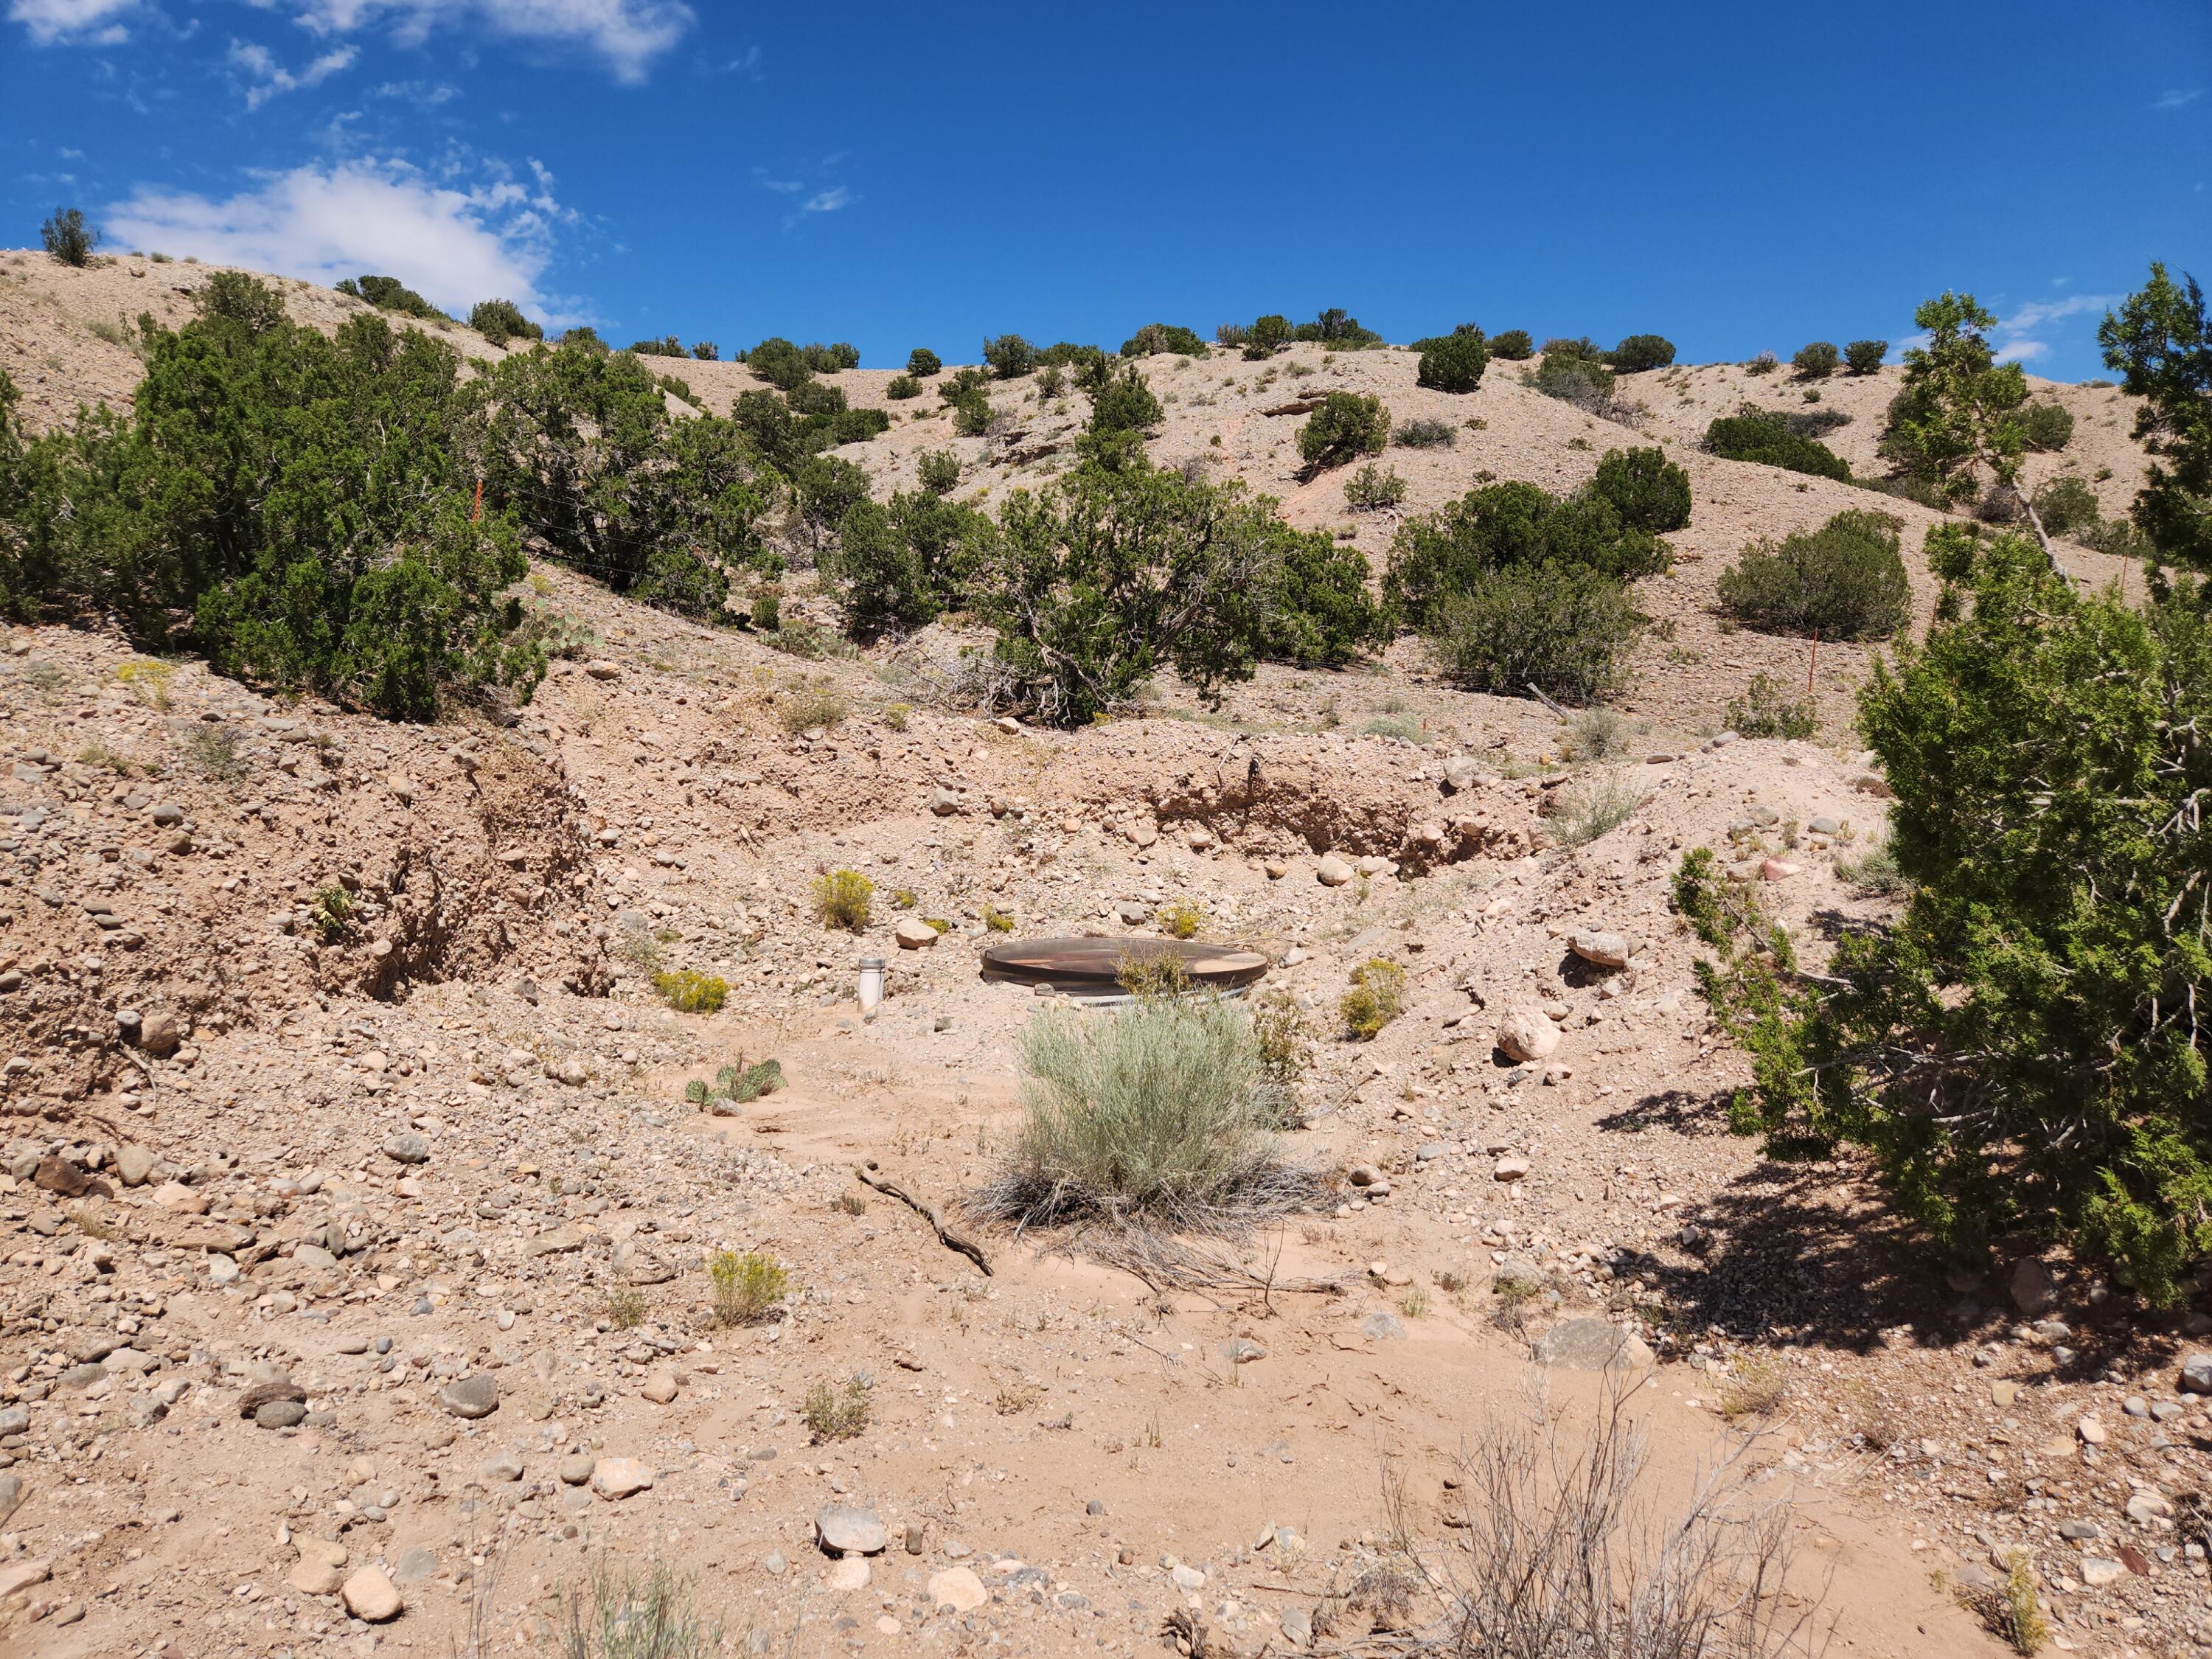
[855,1161,992,1276]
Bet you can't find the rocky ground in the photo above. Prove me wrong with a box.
[2,254,2208,1659]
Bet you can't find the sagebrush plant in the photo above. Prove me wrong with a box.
[603,1285,648,1330]
[1725,673,1818,740]
[1393,418,1456,449]
[653,970,728,1013]
[1717,508,1910,641]
[1116,951,1193,1000]
[1682,524,2212,1301]
[1562,707,1634,760]
[814,869,874,931]
[552,1557,721,1659]
[1340,958,1407,1040]
[975,995,1315,1234]
[1704,408,1851,481]
[707,1248,787,1326]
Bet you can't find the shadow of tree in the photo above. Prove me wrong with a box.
[1597,1086,1736,1138]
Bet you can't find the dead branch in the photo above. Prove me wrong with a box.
[855,1161,992,1276]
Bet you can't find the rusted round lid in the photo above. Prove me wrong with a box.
[980,935,1270,991]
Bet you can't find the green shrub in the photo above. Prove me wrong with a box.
[2021,400,2075,452]
[1743,350,1779,375]
[1340,958,1407,1040]
[1488,329,1534,361]
[1792,341,1840,379]
[975,995,1309,1231]
[1088,364,1162,435]
[1417,333,1489,394]
[953,392,994,437]
[1608,334,1677,372]
[1297,392,1390,472]
[918,449,961,495]
[197,269,286,332]
[653,970,728,1012]
[787,379,847,418]
[2098,263,2212,569]
[1156,900,1205,939]
[1716,508,1910,640]
[1844,339,1888,376]
[707,1248,786,1325]
[886,373,921,400]
[1681,523,2212,1302]
[1245,314,1292,358]
[1787,408,1852,437]
[1385,479,1668,624]
[630,334,684,357]
[1526,352,1618,413]
[1393,418,1455,449]
[1363,711,1425,742]
[1424,563,1642,705]
[1543,335,1606,361]
[907,347,942,377]
[1345,463,1407,511]
[1725,673,1818,740]
[1875,293,2031,508]
[691,341,719,361]
[469,298,540,346]
[1295,307,1382,347]
[41,206,97,267]
[1038,341,1106,370]
[2031,475,2101,536]
[0,279,538,716]
[984,333,1036,379]
[744,336,813,391]
[1704,408,1852,481]
[1589,446,1691,532]
[1265,525,1389,667]
[335,274,447,321]
[1121,322,1208,357]
[748,588,781,630]
[686,1059,785,1113]
[310,885,355,943]
[560,326,607,352]
[814,869,874,931]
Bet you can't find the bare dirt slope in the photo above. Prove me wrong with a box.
[1,254,2204,1659]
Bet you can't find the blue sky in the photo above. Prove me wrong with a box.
[4,0,2207,380]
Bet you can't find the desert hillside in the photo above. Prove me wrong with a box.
[1,252,2205,1659]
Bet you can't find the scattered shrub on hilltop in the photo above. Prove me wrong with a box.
[41,206,97,267]
[1845,338,1888,375]
[984,334,1037,379]
[1088,364,1162,436]
[1704,407,1851,481]
[1877,291,2033,515]
[1121,323,1207,358]
[2021,400,2075,453]
[470,298,541,347]
[1526,351,1618,414]
[1245,314,1292,359]
[1487,329,1534,360]
[1417,330,1489,394]
[1296,392,1390,473]
[336,274,448,321]
[1716,508,1910,641]
[744,336,813,392]
[1344,462,1407,512]
[907,347,942,377]
[1792,341,1840,379]
[1608,333,1677,372]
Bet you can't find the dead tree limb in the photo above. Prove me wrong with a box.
[855,1161,992,1276]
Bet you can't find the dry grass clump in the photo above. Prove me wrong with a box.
[1401,1380,1826,1659]
[1116,951,1193,1000]
[973,996,1318,1237]
[813,869,873,931]
[1553,769,1645,847]
[776,684,849,734]
[981,903,1015,933]
[706,1248,787,1326]
[653,970,728,1013]
[1340,958,1408,1040]
[1836,837,1906,897]
[552,1557,722,1659]
[603,1285,648,1330]
[802,1379,871,1441]
[1716,1353,1791,1422]
[1562,706,1635,761]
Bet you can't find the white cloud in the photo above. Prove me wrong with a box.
[231,38,359,108]
[2001,294,2113,333]
[105,157,563,317]
[1994,339,2048,364]
[290,0,692,83]
[2154,88,2203,111]
[9,0,133,44]
[801,186,850,214]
